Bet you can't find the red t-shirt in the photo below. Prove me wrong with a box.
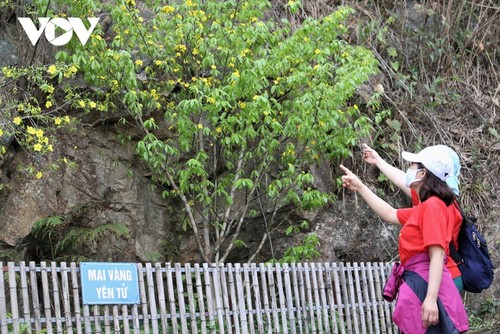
[396,196,450,265]
[406,190,462,278]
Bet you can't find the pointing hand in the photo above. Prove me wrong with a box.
[340,164,364,192]
[362,143,380,165]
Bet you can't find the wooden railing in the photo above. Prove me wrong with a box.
[0,261,398,334]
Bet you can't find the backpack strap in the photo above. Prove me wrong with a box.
[449,201,464,265]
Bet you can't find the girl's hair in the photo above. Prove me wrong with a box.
[417,163,455,205]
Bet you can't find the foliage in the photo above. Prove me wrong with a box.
[278,233,320,263]
[29,215,130,262]
[467,297,500,331]
[3,0,378,263]
[0,64,78,184]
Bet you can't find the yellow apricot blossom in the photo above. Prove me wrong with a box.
[161,5,175,13]
[47,65,57,75]
[27,126,36,135]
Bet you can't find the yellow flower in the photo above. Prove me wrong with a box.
[54,117,62,125]
[315,49,321,55]
[89,101,97,108]
[45,101,52,108]
[161,5,175,13]
[216,127,222,133]
[175,44,187,53]
[36,129,44,138]
[63,157,68,164]
[78,100,86,108]
[35,171,43,179]
[47,144,53,152]
[64,116,70,123]
[0,129,3,137]
[13,117,22,125]
[135,59,143,66]
[27,126,36,135]
[207,97,216,104]
[47,65,57,75]
[197,124,203,129]
[33,143,42,151]
[47,85,55,94]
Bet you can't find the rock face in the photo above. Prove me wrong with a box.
[0,126,180,262]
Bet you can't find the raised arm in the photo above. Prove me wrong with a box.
[362,143,411,197]
[340,164,400,224]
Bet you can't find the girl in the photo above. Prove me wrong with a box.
[361,143,464,292]
[340,146,468,333]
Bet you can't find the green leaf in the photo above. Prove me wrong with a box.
[387,47,398,58]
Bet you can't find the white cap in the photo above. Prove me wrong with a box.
[402,146,454,181]
[435,145,460,195]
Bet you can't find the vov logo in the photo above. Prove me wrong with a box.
[18,17,100,46]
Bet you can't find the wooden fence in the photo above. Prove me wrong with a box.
[0,261,399,334]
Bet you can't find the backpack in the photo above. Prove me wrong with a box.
[449,202,495,293]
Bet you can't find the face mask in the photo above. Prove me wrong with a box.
[405,168,423,187]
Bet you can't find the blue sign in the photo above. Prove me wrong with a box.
[80,262,140,305]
